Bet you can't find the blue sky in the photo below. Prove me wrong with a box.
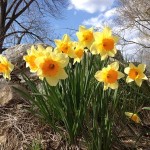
[50,0,147,59]
[51,0,120,38]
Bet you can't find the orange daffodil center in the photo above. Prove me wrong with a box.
[82,30,94,43]
[128,68,139,80]
[75,49,83,59]
[106,69,118,83]
[102,38,114,51]
[124,63,148,86]
[60,43,70,53]
[90,27,118,60]
[0,63,8,72]
[73,42,85,64]
[95,62,124,90]
[40,59,59,76]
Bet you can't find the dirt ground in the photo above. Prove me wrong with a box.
[0,98,150,150]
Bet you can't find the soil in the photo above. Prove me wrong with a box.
[0,98,150,150]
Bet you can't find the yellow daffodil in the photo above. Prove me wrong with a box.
[125,112,141,123]
[76,26,94,49]
[95,62,124,90]
[23,45,38,72]
[35,50,69,86]
[23,45,52,72]
[124,63,148,86]
[54,34,75,58]
[73,42,84,64]
[90,27,118,60]
[0,55,14,80]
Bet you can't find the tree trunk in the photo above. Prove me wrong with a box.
[0,37,5,53]
[0,0,7,53]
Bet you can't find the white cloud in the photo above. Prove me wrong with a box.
[69,0,115,13]
[82,8,143,57]
[104,8,117,18]
[82,8,117,28]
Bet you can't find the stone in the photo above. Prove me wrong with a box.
[0,134,6,145]
[0,83,27,106]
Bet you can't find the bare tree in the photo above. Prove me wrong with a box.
[0,0,67,53]
[115,0,150,62]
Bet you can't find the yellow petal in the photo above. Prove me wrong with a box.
[109,82,118,89]
[103,26,112,37]
[118,71,125,79]
[124,67,130,74]
[104,83,109,90]
[79,25,86,32]
[46,77,59,86]
[56,69,68,79]
[46,47,53,52]
[38,45,45,51]
[125,112,133,117]
[90,43,99,54]
[110,62,119,70]
[93,32,102,41]
[138,64,146,72]
[126,76,133,83]
[31,45,35,51]
[101,54,108,60]
[129,63,135,68]
[113,36,119,43]
[63,34,70,42]
[94,71,103,82]
[108,50,116,57]
[140,73,148,80]
[54,39,61,46]
[135,79,142,87]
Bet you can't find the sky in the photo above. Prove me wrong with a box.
[51,0,120,38]
[50,0,145,60]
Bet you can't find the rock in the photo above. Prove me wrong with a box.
[0,134,6,145]
[0,83,27,106]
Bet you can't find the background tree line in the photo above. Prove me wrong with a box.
[0,0,67,53]
[117,0,150,68]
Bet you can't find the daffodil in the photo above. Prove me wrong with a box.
[125,112,141,123]
[76,26,94,49]
[73,42,84,64]
[95,62,124,90]
[124,63,148,86]
[90,27,118,60]
[0,55,14,80]
[35,50,69,86]
[54,34,75,58]
[23,45,52,72]
[23,45,38,72]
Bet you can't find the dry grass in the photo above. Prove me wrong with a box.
[112,109,150,150]
[0,99,84,150]
[0,98,149,150]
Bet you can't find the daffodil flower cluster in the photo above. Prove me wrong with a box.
[0,25,148,89]
[23,45,69,86]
